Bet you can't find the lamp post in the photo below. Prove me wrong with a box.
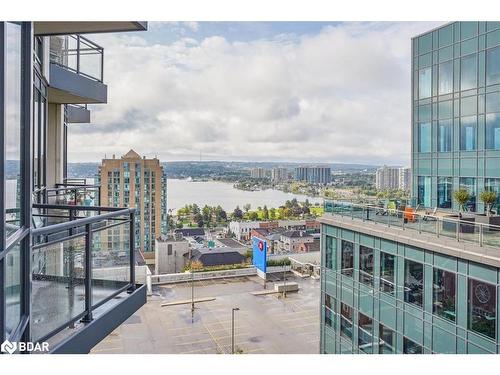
[283,266,287,299]
[231,307,240,354]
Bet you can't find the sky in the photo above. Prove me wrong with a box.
[68,21,444,165]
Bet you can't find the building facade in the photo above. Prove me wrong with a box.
[375,165,400,191]
[412,21,500,212]
[295,166,332,184]
[271,167,289,182]
[320,21,500,355]
[398,167,412,192]
[319,213,500,354]
[155,234,189,274]
[98,150,166,252]
[250,167,267,179]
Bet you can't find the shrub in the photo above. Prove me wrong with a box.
[453,189,470,212]
[479,190,498,216]
[266,258,291,267]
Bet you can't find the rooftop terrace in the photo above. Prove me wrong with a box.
[320,201,500,268]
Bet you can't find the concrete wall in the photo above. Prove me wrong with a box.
[151,267,256,285]
[154,239,189,274]
[46,103,65,188]
[268,251,320,265]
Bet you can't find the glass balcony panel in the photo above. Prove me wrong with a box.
[31,235,86,342]
[91,217,131,307]
[5,243,21,337]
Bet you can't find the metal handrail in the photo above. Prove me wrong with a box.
[323,199,500,248]
[49,34,104,82]
[31,204,137,343]
[32,207,134,235]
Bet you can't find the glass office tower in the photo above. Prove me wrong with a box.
[320,22,500,355]
[412,21,500,213]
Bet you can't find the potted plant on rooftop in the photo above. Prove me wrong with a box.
[476,190,500,230]
[443,189,476,234]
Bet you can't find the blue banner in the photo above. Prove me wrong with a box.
[252,236,267,273]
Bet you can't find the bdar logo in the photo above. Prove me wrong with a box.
[1,340,17,354]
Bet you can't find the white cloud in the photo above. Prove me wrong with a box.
[68,21,442,165]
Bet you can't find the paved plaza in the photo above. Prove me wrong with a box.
[92,275,320,354]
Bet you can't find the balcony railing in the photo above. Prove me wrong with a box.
[30,204,136,344]
[323,200,500,249]
[43,183,101,207]
[50,34,104,82]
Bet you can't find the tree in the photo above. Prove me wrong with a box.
[262,205,269,220]
[193,213,204,227]
[269,207,276,220]
[248,211,259,221]
[191,203,200,216]
[202,205,211,225]
[232,206,243,220]
[453,189,470,213]
[479,190,497,217]
[243,203,251,213]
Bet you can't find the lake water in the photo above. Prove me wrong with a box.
[5,178,323,213]
[166,178,322,212]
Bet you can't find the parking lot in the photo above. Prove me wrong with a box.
[92,275,320,354]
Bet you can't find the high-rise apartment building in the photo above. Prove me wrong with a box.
[250,167,267,179]
[375,165,400,190]
[98,150,166,252]
[320,22,500,355]
[295,166,332,184]
[398,167,412,192]
[375,166,412,191]
[0,21,148,354]
[411,21,500,212]
[271,167,289,182]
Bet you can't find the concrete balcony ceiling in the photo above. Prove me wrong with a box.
[34,21,147,36]
[48,63,108,104]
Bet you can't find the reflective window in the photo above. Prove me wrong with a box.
[418,33,432,54]
[419,122,431,153]
[359,246,373,287]
[460,116,477,151]
[403,337,423,354]
[380,252,395,294]
[460,177,477,212]
[439,25,453,47]
[433,268,456,322]
[324,294,333,328]
[461,96,477,116]
[438,100,452,120]
[486,113,500,150]
[325,235,336,270]
[485,178,500,213]
[486,91,500,113]
[404,260,424,307]
[438,119,452,152]
[418,67,432,99]
[417,176,431,207]
[358,313,373,353]
[461,54,477,90]
[378,324,395,354]
[437,177,452,209]
[4,22,22,236]
[341,240,354,277]
[340,303,353,342]
[468,278,496,340]
[486,46,500,85]
[438,61,453,95]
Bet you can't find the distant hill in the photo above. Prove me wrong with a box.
[5,160,379,180]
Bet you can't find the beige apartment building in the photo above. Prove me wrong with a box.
[98,149,166,253]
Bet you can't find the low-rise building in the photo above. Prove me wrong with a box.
[187,247,246,267]
[155,234,190,274]
[279,230,314,253]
